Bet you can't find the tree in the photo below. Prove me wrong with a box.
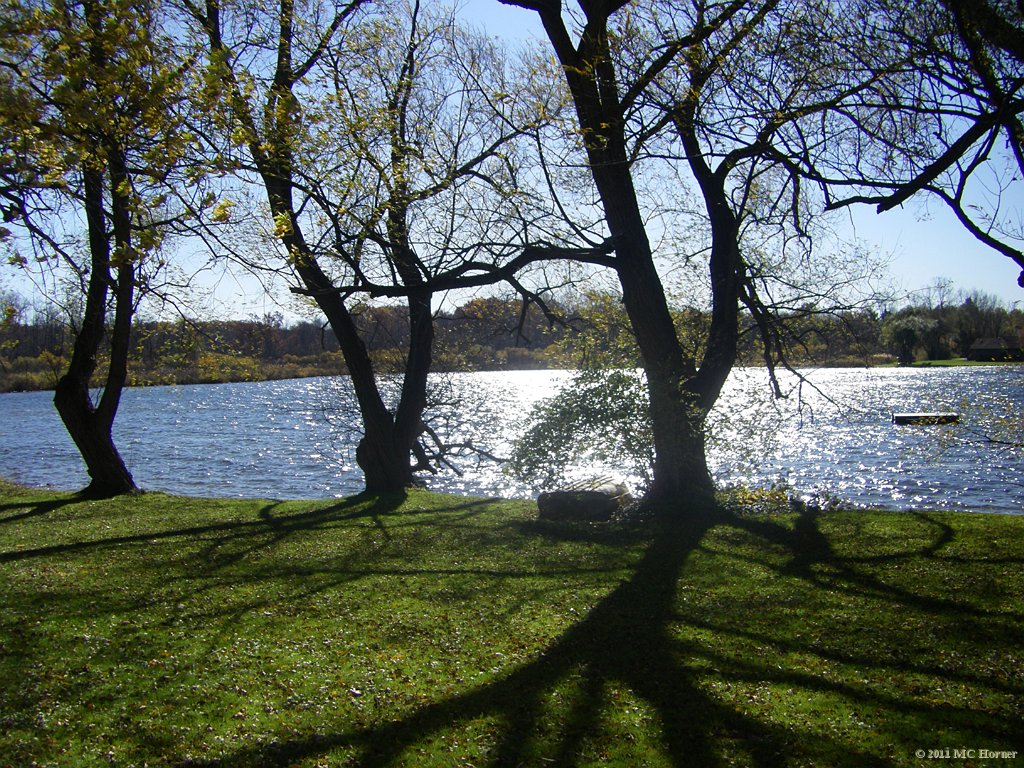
[1,0,192,496]
[183,0,555,490]
[0,288,22,374]
[954,291,1008,352]
[882,313,935,365]
[508,289,677,493]
[499,0,893,506]
[511,367,655,491]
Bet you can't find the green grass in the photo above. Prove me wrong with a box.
[1,481,1022,767]
[879,358,1023,368]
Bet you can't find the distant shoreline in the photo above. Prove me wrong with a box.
[3,357,1022,394]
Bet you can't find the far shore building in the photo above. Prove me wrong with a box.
[966,337,1024,362]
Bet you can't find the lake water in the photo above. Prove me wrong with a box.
[1,367,1021,513]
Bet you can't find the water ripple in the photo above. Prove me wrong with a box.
[0,367,1020,513]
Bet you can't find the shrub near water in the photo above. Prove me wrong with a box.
[1,482,1022,767]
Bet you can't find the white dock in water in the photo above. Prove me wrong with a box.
[892,412,960,425]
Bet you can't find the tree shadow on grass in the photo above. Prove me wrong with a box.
[0,490,423,565]
[5,492,1021,767]
[731,506,1024,619]
[170,492,568,640]
[186,503,917,768]
[0,490,528,633]
[183,500,1024,768]
[0,494,81,526]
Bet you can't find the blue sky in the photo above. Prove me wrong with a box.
[845,202,1023,308]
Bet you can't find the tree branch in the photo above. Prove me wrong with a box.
[290,239,619,299]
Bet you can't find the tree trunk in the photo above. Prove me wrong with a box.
[588,143,718,503]
[356,431,414,492]
[53,165,136,498]
[278,207,420,492]
[54,379,136,498]
[350,254,436,493]
[294,248,417,492]
[645,371,716,505]
[544,14,740,507]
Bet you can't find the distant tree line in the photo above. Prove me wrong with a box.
[0,293,574,391]
[879,290,1024,365]
[4,287,1021,392]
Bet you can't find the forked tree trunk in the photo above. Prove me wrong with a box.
[543,13,742,508]
[277,202,428,494]
[297,255,419,493]
[53,381,136,498]
[53,165,137,499]
[340,266,435,493]
[589,148,722,504]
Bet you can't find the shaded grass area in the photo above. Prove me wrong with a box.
[1,481,1022,767]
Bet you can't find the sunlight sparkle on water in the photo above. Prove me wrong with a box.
[0,367,1020,512]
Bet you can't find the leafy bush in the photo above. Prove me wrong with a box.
[509,368,654,492]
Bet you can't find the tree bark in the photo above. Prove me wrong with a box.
[596,163,717,503]
[284,223,417,492]
[264,165,422,492]
[53,165,137,498]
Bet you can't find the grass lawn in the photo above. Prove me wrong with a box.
[1,479,1022,767]
[880,359,1022,368]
